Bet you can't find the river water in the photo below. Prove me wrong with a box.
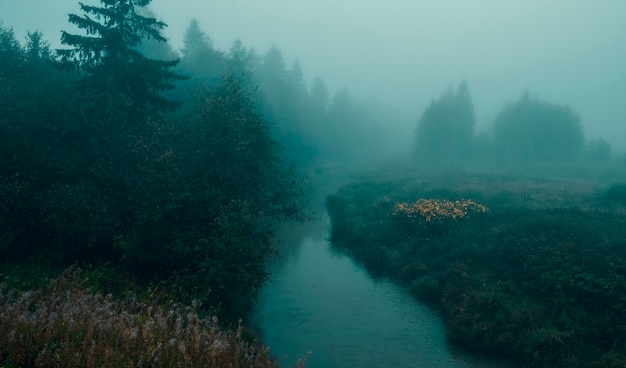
[252,214,517,368]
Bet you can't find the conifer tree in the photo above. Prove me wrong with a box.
[226,40,259,93]
[58,0,184,111]
[179,19,226,86]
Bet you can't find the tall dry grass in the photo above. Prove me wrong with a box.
[0,267,292,368]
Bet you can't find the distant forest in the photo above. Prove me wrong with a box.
[415,81,615,166]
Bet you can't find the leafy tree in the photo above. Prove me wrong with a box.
[25,30,52,62]
[493,92,584,162]
[58,0,184,111]
[116,76,308,317]
[415,81,476,163]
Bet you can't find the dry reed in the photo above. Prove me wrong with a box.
[0,267,283,367]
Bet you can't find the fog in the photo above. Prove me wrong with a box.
[2,0,625,150]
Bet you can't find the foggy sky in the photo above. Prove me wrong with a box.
[2,0,625,150]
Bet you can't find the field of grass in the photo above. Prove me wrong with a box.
[0,266,308,368]
[326,161,626,367]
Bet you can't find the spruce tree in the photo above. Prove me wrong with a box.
[58,0,184,111]
[179,19,226,85]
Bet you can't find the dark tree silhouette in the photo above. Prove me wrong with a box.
[226,39,259,92]
[416,81,476,163]
[493,92,584,162]
[58,0,184,111]
[179,18,226,86]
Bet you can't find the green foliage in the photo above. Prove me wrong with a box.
[110,76,307,318]
[416,81,475,163]
[58,0,185,111]
[493,92,584,162]
[0,23,24,74]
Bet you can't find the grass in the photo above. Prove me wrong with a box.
[326,162,626,368]
[0,267,307,368]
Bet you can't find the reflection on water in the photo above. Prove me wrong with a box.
[252,217,516,368]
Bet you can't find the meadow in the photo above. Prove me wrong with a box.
[326,161,626,367]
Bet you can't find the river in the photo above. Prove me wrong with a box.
[252,212,517,368]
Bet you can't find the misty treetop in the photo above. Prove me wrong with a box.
[179,18,227,87]
[414,83,602,166]
[416,81,475,163]
[493,92,584,162]
[173,18,415,167]
[58,0,185,111]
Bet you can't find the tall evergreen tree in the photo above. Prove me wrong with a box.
[258,45,292,124]
[310,77,330,115]
[304,77,329,143]
[179,18,226,85]
[226,40,259,94]
[58,0,184,111]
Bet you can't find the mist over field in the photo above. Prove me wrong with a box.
[2,0,626,153]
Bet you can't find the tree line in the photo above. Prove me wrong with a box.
[415,81,614,166]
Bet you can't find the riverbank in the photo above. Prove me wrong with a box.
[325,162,626,367]
[0,264,305,368]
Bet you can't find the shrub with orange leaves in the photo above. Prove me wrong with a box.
[393,199,488,225]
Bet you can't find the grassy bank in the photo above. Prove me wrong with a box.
[0,266,306,368]
[326,163,626,367]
